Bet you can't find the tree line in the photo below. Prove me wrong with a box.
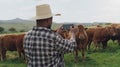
[0,26,26,34]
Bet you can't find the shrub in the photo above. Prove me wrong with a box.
[0,26,4,33]
[20,29,26,32]
[9,27,17,32]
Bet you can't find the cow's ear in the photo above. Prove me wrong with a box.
[72,25,74,28]
[105,26,111,32]
[78,25,84,29]
[78,25,80,29]
[84,28,88,30]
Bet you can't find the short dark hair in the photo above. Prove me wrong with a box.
[36,17,52,23]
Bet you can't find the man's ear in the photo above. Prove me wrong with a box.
[46,19,49,23]
[47,18,50,23]
[46,19,50,24]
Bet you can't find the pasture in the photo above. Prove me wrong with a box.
[0,22,62,33]
[1,40,120,67]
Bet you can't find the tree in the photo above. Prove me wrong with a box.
[105,23,111,25]
[9,27,17,32]
[19,29,26,32]
[0,26,4,32]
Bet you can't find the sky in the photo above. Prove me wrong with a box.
[0,0,120,23]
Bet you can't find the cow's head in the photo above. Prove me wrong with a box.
[56,27,69,38]
[76,25,87,41]
[105,26,116,37]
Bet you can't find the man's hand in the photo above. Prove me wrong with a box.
[56,26,63,34]
[69,27,79,40]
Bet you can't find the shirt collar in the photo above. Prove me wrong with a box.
[32,26,52,31]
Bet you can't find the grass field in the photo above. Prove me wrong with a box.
[0,22,62,33]
[0,22,35,32]
[0,40,120,67]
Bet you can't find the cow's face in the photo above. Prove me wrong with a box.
[62,30,69,39]
[67,26,79,39]
[58,29,69,38]
[106,26,116,37]
[114,26,120,36]
[76,25,86,40]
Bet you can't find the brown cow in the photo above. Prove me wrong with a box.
[110,24,120,45]
[15,34,25,59]
[0,34,25,61]
[86,28,96,50]
[72,25,88,62]
[92,26,116,51]
[0,34,17,61]
[56,25,88,62]
[0,35,4,60]
[86,26,102,50]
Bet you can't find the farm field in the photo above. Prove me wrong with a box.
[0,40,120,67]
[0,21,62,33]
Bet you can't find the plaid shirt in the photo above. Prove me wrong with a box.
[23,26,77,67]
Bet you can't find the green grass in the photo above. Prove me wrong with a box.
[0,51,26,67]
[1,40,120,67]
[0,22,35,32]
[0,22,62,34]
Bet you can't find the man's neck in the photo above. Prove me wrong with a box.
[36,24,51,29]
[36,24,46,27]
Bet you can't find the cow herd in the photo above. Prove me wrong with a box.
[56,24,120,62]
[0,24,120,62]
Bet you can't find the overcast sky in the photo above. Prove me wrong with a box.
[0,0,120,23]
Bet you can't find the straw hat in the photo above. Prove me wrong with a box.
[33,4,61,20]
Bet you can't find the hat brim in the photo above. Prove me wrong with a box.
[31,13,61,20]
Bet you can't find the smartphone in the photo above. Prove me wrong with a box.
[62,24,74,30]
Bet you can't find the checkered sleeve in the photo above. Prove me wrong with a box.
[23,34,29,63]
[55,34,77,54]
[23,31,32,63]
